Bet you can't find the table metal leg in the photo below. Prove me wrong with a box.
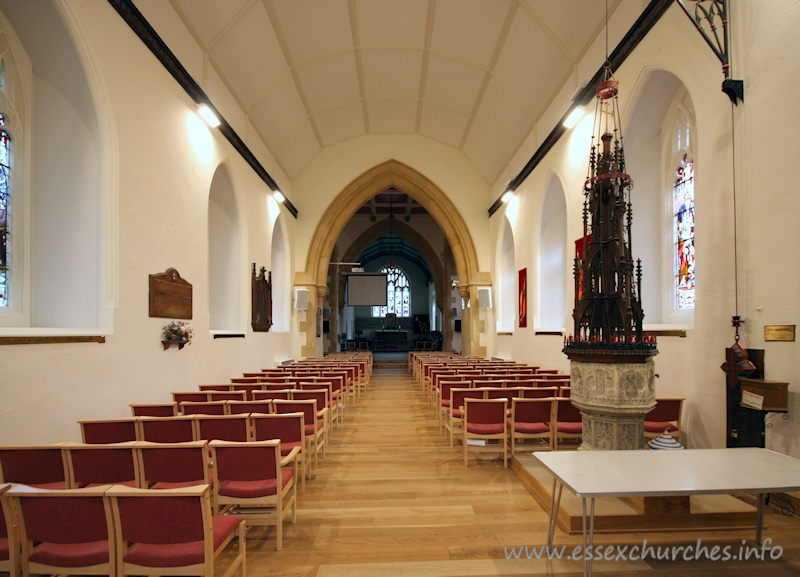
[756,492,764,545]
[547,477,563,550]
[581,497,596,577]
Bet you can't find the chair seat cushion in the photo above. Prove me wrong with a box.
[440,400,451,407]
[218,468,294,498]
[123,516,241,567]
[513,422,550,434]
[151,479,211,490]
[29,540,109,567]
[555,422,582,434]
[280,442,302,455]
[466,423,505,435]
[644,421,678,433]
[304,423,324,436]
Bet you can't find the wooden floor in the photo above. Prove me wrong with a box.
[243,366,800,577]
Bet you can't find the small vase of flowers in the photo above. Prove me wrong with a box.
[162,320,193,350]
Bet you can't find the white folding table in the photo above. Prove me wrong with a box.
[534,448,800,576]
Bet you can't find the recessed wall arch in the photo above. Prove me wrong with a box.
[303,160,479,289]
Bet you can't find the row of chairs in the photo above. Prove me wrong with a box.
[78,409,325,480]
[147,387,341,425]
[440,386,571,445]
[429,377,571,410]
[460,397,583,467]
[1,482,246,577]
[0,437,300,552]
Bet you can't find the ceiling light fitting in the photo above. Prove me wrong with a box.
[197,103,220,127]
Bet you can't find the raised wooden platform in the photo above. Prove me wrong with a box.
[513,452,757,535]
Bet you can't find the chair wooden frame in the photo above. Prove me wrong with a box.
[509,398,554,453]
[8,484,115,577]
[63,441,140,489]
[209,440,299,550]
[463,398,509,467]
[644,397,684,445]
[107,484,245,577]
[0,483,19,577]
[550,398,583,450]
[0,444,69,489]
[130,403,179,417]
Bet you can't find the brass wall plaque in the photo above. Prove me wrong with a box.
[764,324,795,342]
[149,268,192,319]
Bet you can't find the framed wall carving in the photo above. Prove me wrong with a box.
[251,263,273,332]
[149,268,192,319]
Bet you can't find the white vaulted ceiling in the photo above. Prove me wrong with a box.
[133,0,632,184]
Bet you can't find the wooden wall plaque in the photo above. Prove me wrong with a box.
[149,268,192,319]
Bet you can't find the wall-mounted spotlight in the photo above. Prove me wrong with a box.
[273,189,286,203]
[197,103,220,128]
[501,190,514,203]
[562,106,585,129]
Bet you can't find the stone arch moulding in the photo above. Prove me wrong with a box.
[303,160,480,290]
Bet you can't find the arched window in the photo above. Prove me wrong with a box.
[0,114,9,307]
[372,266,410,318]
[674,153,695,309]
[669,101,695,311]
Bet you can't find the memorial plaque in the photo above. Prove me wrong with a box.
[149,268,192,319]
[764,324,795,342]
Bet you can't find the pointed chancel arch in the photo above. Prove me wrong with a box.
[301,159,484,356]
[304,160,479,288]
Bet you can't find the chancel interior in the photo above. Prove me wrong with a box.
[1,1,799,576]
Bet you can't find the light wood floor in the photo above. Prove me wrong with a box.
[243,367,800,577]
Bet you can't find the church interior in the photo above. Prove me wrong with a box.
[0,1,799,575]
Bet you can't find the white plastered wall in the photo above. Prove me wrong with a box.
[489,3,800,452]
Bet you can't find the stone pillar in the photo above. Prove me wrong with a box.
[569,359,656,450]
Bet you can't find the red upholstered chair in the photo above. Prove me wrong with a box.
[509,398,555,453]
[195,415,251,444]
[272,400,325,470]
[522,386,560,399]
[292,388,335,434]
[79,418,140,444]
[437,380,470,430]
[198,384,233,392]
[209,440,299,550]
[559,386,571,398]
[208,391,247,402]
[134,441,211,490]
[257,387,292,397]
[250,413,308,490]
[63,441,139,488]
[172,391,211,410]
[0,444,68,489]
[8,484,115,576]
[230,384,264,400]
[138,416,197,443]
[0,483,19,577]
[107,484,245,577]
[549,398,583,450]
[226,400,274,415]
[181,401,228,415]
[644,397,685,445]
[445,388,485,446]
[130,403,179,417]
[463,398,509,468]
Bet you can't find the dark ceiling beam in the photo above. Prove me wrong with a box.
[488,0,675,217]
[107,0,298,218]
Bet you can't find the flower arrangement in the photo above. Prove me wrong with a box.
[162,320,194,344]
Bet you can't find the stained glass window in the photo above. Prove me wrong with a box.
[372,266,410,318]
[674,154,694,310]
[0,114,9,307]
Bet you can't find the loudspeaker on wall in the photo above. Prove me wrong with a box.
[294,288,309,310]
[477,287,492,309]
